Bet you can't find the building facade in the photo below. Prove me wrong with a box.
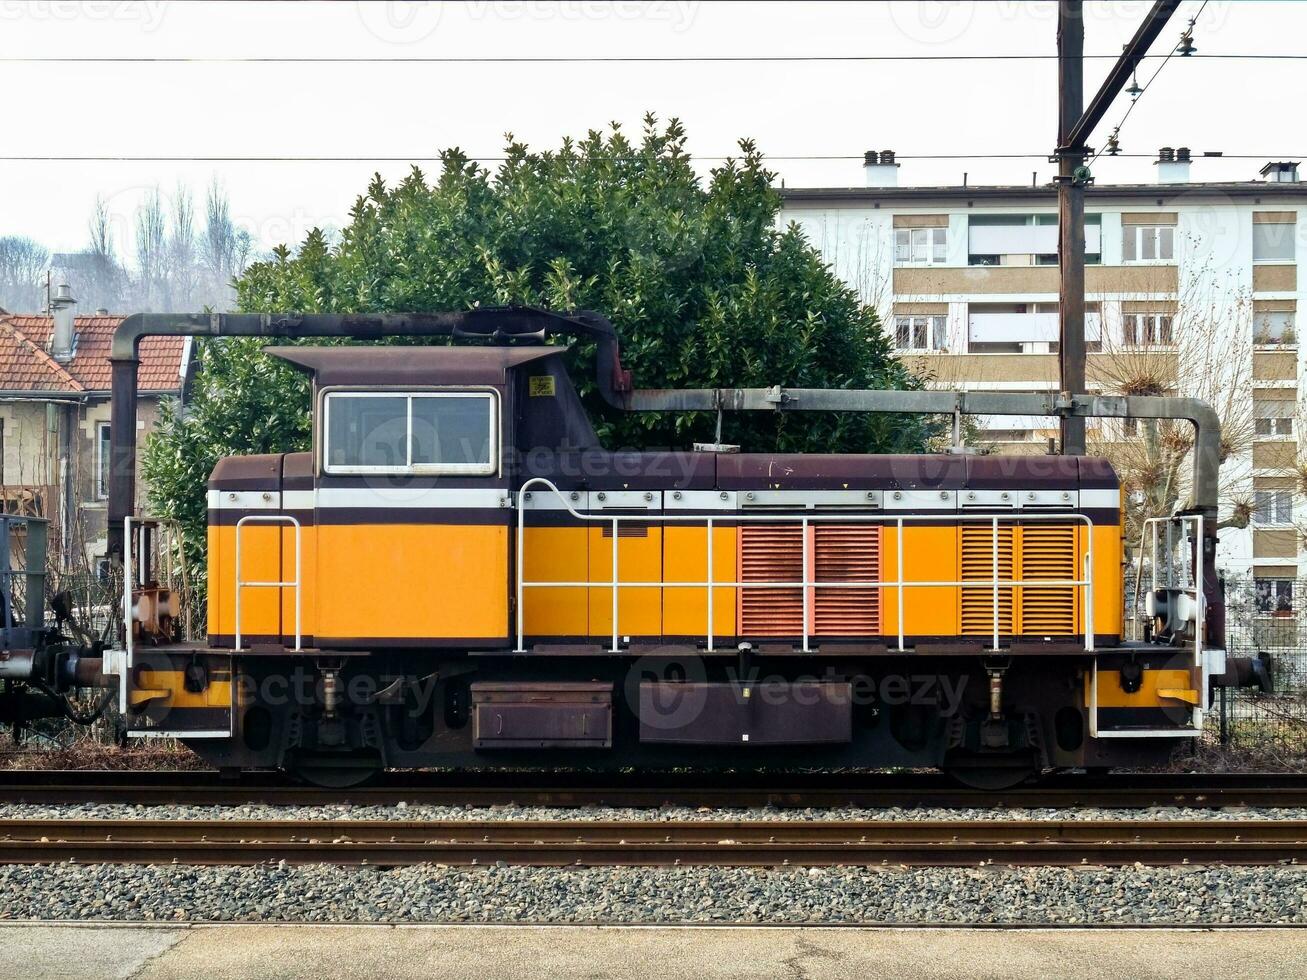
[0,296,188,575]
[782,151,1306,599]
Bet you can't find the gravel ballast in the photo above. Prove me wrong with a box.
[0,863,1303,924]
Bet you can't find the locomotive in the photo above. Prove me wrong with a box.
[0,308,1260,787]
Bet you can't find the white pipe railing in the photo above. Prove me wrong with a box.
[514,478,1094,655]
[234,514,302,652]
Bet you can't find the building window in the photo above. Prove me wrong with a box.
[1256,578,1295,615]
[967,213,1100,266]
[895,227,947,265]
[1253,221,1296,262]
[894,315,946,351]
[1123,224,1175,263]
[1122,312,1174,347]
[1255,490,1294,525]
[1255,399,1295,437]
[1255,311,1296,346]
[95,422,111,499]
[323,390,498,475]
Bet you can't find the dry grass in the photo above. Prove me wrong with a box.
[0,736,207,771]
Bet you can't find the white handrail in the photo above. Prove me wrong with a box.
[234,514,302,652]
[1095,514,1206,738]
[513,478,1095,655]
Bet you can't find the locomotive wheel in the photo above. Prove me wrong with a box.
[945,758,1040,791]
[287,751,383,789]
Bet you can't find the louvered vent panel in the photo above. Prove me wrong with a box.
[738,524,804,636]
[813,524,881,636]
[1018,525,1078,634]
[960,525,1014,636]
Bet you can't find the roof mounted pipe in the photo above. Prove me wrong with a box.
[107,307,1221,559]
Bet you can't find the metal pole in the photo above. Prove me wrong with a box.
[1058,0,1087,456]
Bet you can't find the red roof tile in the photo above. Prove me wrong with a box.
[1,315,185,392]
[0,321,83,393]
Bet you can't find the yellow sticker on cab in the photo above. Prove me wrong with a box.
[528,376,556,397]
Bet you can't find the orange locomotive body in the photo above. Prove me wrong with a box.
[112,338,1216,787]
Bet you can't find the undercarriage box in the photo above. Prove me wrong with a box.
[471,681,612,749]
[638,681,852,745]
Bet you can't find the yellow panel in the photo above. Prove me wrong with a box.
[206,523,285,640]
[315,524,508,640]
[522,526,588,637]
[1088,524,1124,639]
[589,524,662,638]
[1085,667,1196,708]
[882,525,960,639]
[133,669,233,710]
[663,524,738,640]
[206,524,222,636]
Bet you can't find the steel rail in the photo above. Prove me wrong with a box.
[0,818,1304,867]
[3,771,1307,809]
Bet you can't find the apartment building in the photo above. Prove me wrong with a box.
[781,149,1306,594]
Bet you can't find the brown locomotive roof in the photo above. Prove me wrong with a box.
[266,345,565,387]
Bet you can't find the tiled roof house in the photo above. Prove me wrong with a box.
[0,298,190,569]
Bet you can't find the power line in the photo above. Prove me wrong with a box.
[0,52,1302,64]
[0,153,1300,163]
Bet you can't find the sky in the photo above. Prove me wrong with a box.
[1,0,1303,259]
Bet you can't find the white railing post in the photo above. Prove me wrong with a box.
[896,517,905,652]
[515,498,526,653]
[706,517,715,653]
[801,516,811,653]
[991,515,1000,651]
[610,516,620,653]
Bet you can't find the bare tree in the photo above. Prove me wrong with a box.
[1089,264,1255,557]
[201,178,252,305]
[0,236,50,311]
[169,183,197,310]
[81,195,125,311]
[134,186,168,310]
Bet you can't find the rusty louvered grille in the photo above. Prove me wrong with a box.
[738,524,805,636]
[1018,524,1078,635]
[812,524,881,636]
[960,524,1014,637]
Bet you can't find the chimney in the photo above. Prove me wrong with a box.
[1260,161,1300,183]
[1155,146,1190,184]
[864,149,899,188]
[49,283,77,362]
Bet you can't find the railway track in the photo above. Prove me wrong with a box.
[1,770,1307,808]
[1,817,1305,866]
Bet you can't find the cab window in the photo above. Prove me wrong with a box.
[323,391,497,475]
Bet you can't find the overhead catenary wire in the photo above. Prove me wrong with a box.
[1090,0,1211,165]
[0,153,1301,164]
[0,52,1300,63]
